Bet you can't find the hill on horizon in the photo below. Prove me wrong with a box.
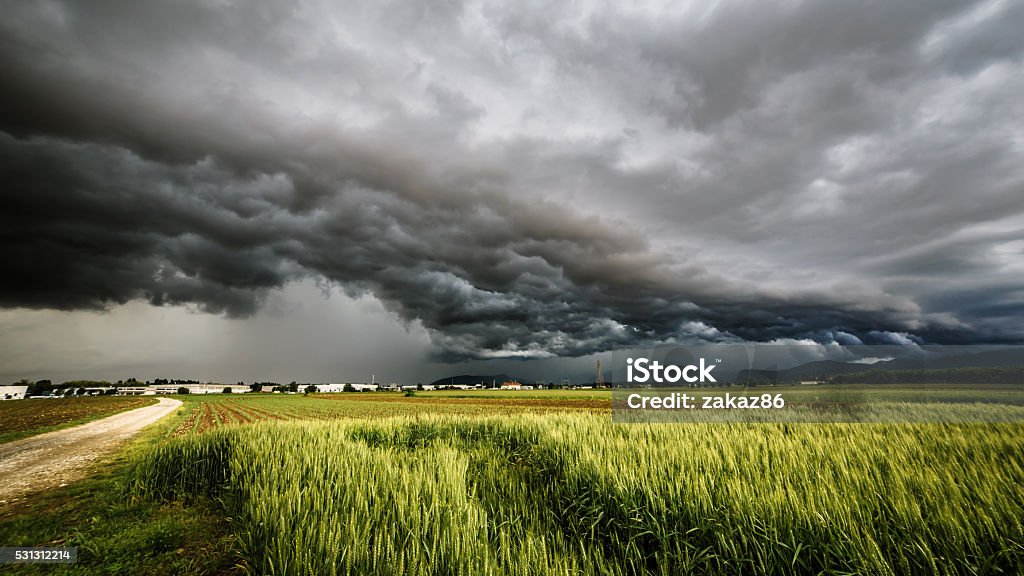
[737,348,1024,383]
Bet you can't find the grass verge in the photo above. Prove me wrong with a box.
[0,404,239,575]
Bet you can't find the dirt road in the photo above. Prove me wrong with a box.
[0,397,182,503]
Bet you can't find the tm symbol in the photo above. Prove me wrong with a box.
[715,358,723,363]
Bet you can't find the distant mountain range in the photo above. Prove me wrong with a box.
[432,350,1024,387]
[429,374,529,386]
[430,373,604,387]
[738,348,1024,383]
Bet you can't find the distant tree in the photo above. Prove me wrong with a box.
[288,382,299,393]
[344,383,355,392]
[416,383,424,391]
[405,389,416,397]
[304,385,318,395]
[20,379,45,396]
[222,386,232,394]
[177,387,190,395]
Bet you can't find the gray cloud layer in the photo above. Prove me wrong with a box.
[1,0,1022,360]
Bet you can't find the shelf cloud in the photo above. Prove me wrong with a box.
[2,0,1022,363]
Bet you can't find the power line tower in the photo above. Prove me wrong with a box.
[595,357,605,387]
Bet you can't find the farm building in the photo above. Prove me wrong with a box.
[500,381,522,390]
[0,385,29,400]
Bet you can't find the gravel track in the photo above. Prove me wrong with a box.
[0,397,182,504]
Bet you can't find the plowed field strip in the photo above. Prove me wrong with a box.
[238,406,284,421]
[315,394,610,410]
[196,403,217,434]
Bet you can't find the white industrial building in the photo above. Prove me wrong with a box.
[0,385,29,400]
[400,384,435,391]
[296,383,380,393]
[117,384,250,395]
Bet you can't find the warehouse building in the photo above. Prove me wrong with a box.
[0,385,29,400]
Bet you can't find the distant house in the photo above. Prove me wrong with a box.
[500,381,522,390]
[261,386,276,393]
[0,385,29,400]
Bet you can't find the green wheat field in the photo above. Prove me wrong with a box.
[117,390,1024,575]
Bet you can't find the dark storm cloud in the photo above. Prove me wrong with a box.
[1,0,1022,359]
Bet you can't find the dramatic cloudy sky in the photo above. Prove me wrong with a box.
[1,0,1022,383]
